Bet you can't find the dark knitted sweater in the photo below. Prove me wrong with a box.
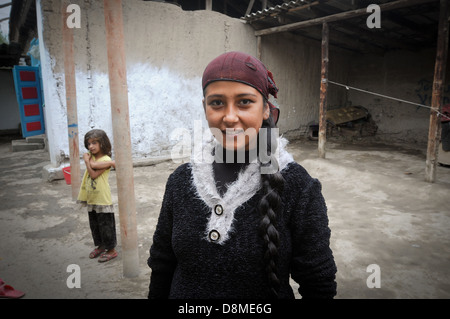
[148,138,337,299]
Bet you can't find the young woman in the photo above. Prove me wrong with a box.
[148,52,337,298]
[77,129,117,263]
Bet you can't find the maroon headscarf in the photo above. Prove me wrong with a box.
[202,51,280,124]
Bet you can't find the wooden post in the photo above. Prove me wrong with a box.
[62,0,81,200]
[425,0,449,183]
[256,36,262,60]
[103,0,140,277]
[205,0,212,11]
[245,0,255,16]
[261,0,267,10]
[318,22,329,159]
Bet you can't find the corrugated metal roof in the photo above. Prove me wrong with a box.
[243,0,312,22]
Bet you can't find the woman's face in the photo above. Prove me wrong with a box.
[203,81,270,151]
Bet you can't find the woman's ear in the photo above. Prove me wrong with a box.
[263,104,270,120]
[202,99,206,111]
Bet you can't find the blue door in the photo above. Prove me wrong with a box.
[12,65,45,137]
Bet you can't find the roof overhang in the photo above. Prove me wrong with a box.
[242,0,442,54]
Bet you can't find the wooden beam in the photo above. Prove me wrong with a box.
[262,0,267,10]
[318,22,329,159]
[62,0,81,200]
[288,0,320,13]
[255,0,438,36]
[425,0,449,182]
[332,20,418,52]
[0,2,11,9]
[246,0,255,16]
[205,0,212,11]
[103,0,140,277]
[291,25,387,55]
[309,4,420,52]
[257,35,262,60]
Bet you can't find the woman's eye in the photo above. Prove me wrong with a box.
[239,99,253,106]
[209,100,223,107]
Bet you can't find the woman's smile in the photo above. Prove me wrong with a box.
[223,128,245,137]
[203,81,270,151]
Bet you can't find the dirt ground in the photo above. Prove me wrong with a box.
[0,134,449,299]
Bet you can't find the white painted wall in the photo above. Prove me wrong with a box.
[36,0,350,166]
[37,0,257,165]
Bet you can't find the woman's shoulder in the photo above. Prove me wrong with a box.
[280,162,326,210]
[166,163,192,184]
[281,161,319,190]
[281,161,312,179]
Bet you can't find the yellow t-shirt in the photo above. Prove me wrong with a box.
[77,154,113,212]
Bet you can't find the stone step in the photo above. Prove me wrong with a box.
[11,138,45,152]
[26,135,46,144]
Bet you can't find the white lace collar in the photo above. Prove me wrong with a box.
[190,132,294,244]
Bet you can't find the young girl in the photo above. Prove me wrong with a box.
[148,52,337,298]
[77,129,117,263]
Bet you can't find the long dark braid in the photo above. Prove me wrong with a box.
[258,109,285,298]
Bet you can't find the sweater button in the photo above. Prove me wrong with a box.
[209,230,220,242]
[214,204,223,215]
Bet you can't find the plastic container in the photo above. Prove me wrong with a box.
[63,166,71,185]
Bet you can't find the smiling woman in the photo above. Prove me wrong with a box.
[147,51,337,299]
[203,81,269,151]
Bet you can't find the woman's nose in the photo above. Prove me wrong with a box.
[223,105,239,125]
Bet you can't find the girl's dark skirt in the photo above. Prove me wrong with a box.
[88,211,117,250]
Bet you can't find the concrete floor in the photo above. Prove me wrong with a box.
[0,134,449,299]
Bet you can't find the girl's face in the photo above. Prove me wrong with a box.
[87,138,101,156]
[203,81,270,151]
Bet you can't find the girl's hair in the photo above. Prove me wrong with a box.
[258,101,285,298]
[84,129,112,157]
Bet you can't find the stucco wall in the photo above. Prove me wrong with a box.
[261,33,349,135]
[37,0,256,165]
[347,48,449,146]
[37,0,348,166]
